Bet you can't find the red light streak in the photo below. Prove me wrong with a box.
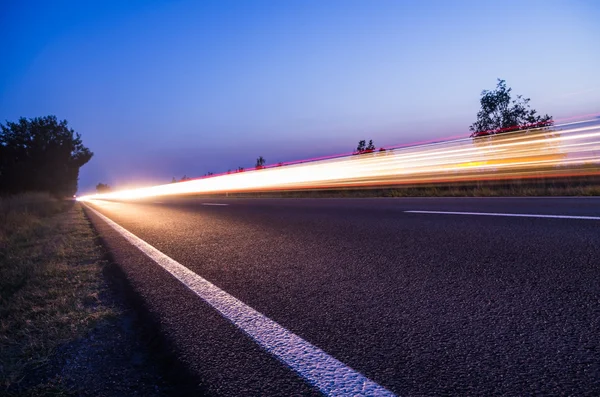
[78,117,600,201]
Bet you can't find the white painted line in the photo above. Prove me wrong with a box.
[84,204,394,397]
[405,210,600,220]
[201,203,229,206]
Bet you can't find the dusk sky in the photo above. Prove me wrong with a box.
[1,0,599,193]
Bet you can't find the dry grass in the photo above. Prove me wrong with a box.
[214,176,600,198]
[0,194,116,395]
[381,183,600,198]
[0,193,66,247]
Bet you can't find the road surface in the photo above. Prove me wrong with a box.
[83,197,600,396]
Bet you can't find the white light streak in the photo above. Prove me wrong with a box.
[78,120,600,202]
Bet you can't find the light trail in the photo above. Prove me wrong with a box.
[78,120,600,201]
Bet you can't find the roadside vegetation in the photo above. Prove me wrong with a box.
[0,194,109,393]
[212,175,600,199]
[0,116,92,197]
[0,194,169,395]
[469,79,553,137]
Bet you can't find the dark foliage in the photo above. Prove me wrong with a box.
[356,140,366,153]
[470,79,553,137]
[0,116,93,196]
[96,183,111,193]
[355,139,376,154]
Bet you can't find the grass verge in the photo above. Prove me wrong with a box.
[0,194,117,394]
[0,193,183,396]
[1,193,190,396]
[210,176,600,198]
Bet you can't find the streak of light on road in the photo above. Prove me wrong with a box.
[78,120,600,202]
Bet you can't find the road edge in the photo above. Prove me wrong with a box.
[81,204,208,396]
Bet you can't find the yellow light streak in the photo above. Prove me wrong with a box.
[78,120,600,201]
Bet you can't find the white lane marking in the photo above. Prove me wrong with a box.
[405,210,600,220]
[201,203,229,206]
[84,204,394,397]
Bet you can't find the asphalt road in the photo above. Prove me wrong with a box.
[84,197,600,396]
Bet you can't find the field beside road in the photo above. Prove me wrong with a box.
[0,194,173,396]
[210,175,600,199]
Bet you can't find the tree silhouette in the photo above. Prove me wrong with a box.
[96,183,111,193]
[255,156,266,169]
[0,116,93,196]
[470,79,553,137]
[356,140,366,153]
[366,140,375,152]
[355,139,376,154]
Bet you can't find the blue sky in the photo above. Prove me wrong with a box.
[1,0,599,193]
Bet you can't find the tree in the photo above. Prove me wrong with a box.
[356,140,366,153]
[96,183,111,193]
[470,79,553,137]
[255,156,266,169]
[355,139,376,154]
[366,140,375,152]
[0,116,93,196]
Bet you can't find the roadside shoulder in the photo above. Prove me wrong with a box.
[0,202,176,395]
